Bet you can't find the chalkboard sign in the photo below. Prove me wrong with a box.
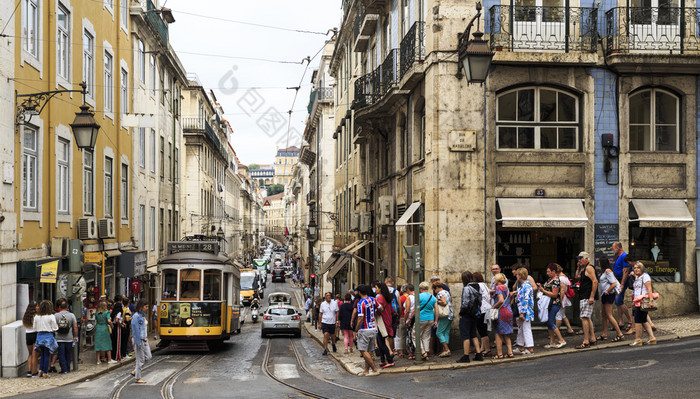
[594,224,618,262]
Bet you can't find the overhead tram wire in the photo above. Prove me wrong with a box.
[284,44,326,148]
[0,0,21,36]
[174,11,329,36]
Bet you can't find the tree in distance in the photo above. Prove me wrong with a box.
[249,164,260,170]
[267,184,284,195]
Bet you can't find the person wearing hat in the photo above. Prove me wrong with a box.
[575,251,598,349]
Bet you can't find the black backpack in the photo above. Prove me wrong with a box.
[460,283,482,317]
[57,313,70,334]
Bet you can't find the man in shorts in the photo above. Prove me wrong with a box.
[575,252,598,348]
[319,292,339,355]
[355,285,380,376]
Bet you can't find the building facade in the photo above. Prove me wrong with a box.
[250,165,275,188]
[273,146,300,185]
[327,0,700,317]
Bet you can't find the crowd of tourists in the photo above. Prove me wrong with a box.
[21,295,152,383]
[303,241,658,376]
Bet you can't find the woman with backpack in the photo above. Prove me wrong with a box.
[33,300,58,377]
[537,264,567,349]
[457,271,484,363]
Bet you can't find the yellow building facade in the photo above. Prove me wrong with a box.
[273,146,299,185]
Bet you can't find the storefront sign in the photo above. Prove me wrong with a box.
[594,224,619,262]
[84,252,103,263]
[39,261,59,283]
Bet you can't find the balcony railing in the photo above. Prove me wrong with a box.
[182,117,229,164]
[354,67,381,108]
[317,87,334,102]
[146,0,169,45]
[488,5,598,52]
[606,7,700,54]
[380,49,399,96]
[399,22,426,81]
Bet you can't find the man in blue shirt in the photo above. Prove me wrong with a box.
[612,242,633,330]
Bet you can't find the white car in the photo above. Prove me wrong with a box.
[261,305,302,338]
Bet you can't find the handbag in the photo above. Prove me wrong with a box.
[438,303,450,318]
[108,324,113,334]
[486,308,499,322]
[641,296,658,312]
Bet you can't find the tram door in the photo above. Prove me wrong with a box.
[225,272,241,333]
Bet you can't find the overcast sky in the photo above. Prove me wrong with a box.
[166,0,341,166]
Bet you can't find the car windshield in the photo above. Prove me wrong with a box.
[269,308,296,316]
[240,276,255,290]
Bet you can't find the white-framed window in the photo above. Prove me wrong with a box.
[629,88,679,152]
[104,156,113,218]
[150,54,156,95]
[83,150,94,215]
[159,66,165,105]
[57,5,70,80]
[104,52,113,114]
[57,138,70,213]
[150,128,156,172]
[121,163,128,220]
[22,126,39,211]
[138,39,145,83]
[496,86,579,150]
[104,0,114,13]
[23,0,40,58]
[120,67,128,113]
[120,0,128,28]
[139,205,146,250]
[150,206,156,251]
[83,30,95,98]
[139,128,146,168]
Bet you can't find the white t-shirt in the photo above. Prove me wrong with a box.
[559,275,572,308]
[633,273,651,297]
[319,300,339,324]
[477,282,491,314]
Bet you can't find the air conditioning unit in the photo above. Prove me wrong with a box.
[360,212,372,233]
[50,237,68,257]
[349,211,360,232]
[98,219,115,239]
[378,196,394,226]
[78,217,98,240]
[356,184,370,204]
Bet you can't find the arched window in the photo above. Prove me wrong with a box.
[496,87,579,150]
[629,88,679,152]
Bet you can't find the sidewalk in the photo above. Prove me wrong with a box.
[294,286,700,374]
[0,333,160,398]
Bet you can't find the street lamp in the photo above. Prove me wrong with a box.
[217,226,225,240]
[308,219,317,237]
[456,2,494,84]
[16,82,101,150]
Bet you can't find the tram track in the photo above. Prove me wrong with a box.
[262,338,397,399]
[109,353,208,399]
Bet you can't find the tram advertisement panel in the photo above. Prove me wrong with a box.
[159,302,222,327]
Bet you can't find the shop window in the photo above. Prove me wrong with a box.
[496,87,579,150]
[162,269,177,300]
[629,88,679,152]
[628,227,684,282]
[180,269,201,300]
[204,270,221,300]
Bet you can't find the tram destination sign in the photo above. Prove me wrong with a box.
[167,241,220,255]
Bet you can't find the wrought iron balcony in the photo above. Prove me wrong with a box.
[606,7,700,54]
[380,49,399,96]
[146,0,169,45]
[488,5,598,52]
[317,87,334,102]
[354,67,381,108]
[182,117,229,164]
[399,22,426,81]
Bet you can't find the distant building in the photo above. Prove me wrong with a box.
[250,164,275,187]
[274,146,300,185]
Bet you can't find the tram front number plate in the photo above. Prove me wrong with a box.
[275,324,288,328]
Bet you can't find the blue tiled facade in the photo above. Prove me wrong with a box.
[591,68,619,225]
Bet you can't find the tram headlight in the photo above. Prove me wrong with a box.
[185,318,194,326]
[240,294,244,302]
[205,329,210,333]
[168,329,173,333]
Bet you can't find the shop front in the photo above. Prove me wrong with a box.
[495,198,587,282]
[17,257,65,303]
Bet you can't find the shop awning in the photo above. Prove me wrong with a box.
[319,253,341,275]
[395,201,423,232]
[496,198,587,228]
[339,240,362,254]
[630,199,694,227]
[105,249,122,258]
[327,256,351,279]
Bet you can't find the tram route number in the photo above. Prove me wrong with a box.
[160,304,169,319]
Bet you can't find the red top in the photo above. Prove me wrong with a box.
[376,295,394,337]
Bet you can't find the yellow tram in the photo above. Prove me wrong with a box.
[156,239,241,350]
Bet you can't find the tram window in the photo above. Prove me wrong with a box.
[180,269,201,300]
[162,269,178,300]
[204,270,221,300]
